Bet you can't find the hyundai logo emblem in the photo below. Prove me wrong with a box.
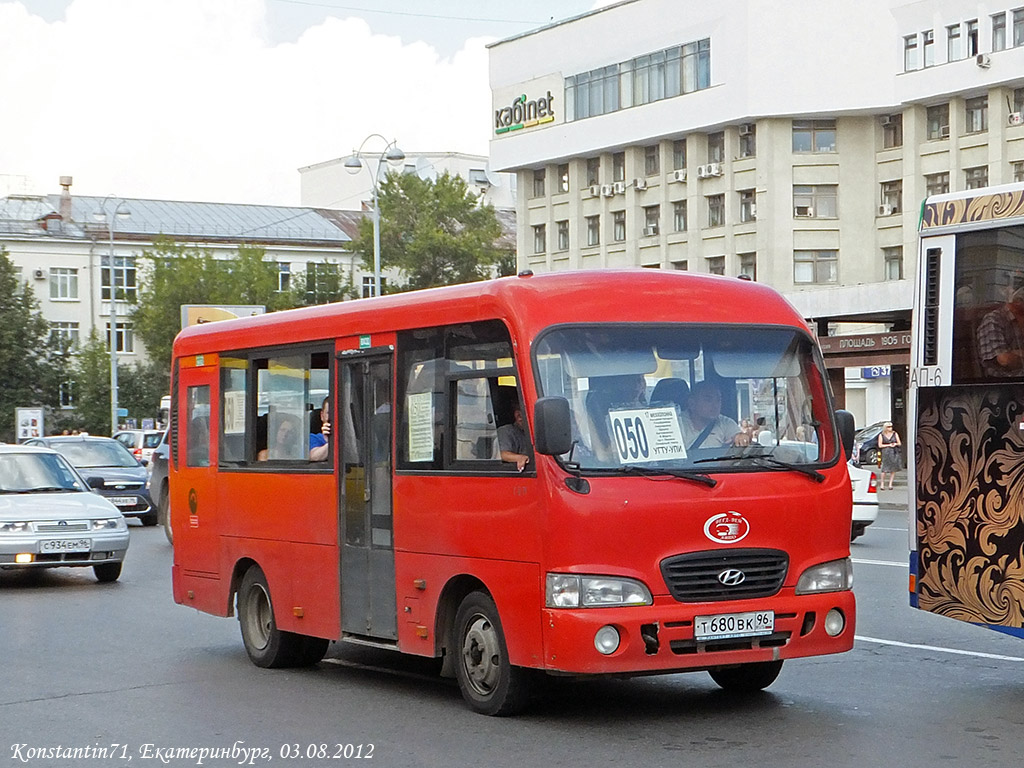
[718,569,746,586]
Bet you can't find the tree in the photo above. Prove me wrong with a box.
[132,238,293,392]
[350,171,506,291]
[291,260,359,306]
[69,330,112,435]
[0,247,60,440]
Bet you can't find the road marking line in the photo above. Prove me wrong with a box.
[852,558,906,567]
[856,635,1024,662]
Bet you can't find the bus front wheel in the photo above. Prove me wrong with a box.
[453,591,531,716]
[708,660,784,692]
[237,565,327,668]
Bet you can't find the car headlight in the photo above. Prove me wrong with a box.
[795,558,853,594]
[546,573,652,608]
[0,521,31,533]
[92,518,124,531]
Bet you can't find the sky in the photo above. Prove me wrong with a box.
[0,0,610,206]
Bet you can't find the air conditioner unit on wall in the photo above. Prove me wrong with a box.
[1009,112,1024,127]
[33,268,46,280]
[976,53,991,68]
[878,203,895,216]
[633,178,648,190]
[672,169,687,182]
[600,184,615,197]
[707,162,723,176]
[794,206,814,217]
[738,123,754,136]
[643,225,659,237]
[588,184,601,197]
[880,114,895,127]
[940,125,950,138]
[612,181,626,194]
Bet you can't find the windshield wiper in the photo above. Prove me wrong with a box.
[693,454,824,483]
[621,464,717,488]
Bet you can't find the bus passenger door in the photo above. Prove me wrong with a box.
[338,352,397,641]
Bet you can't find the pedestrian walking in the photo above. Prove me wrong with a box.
[877,421,902,490]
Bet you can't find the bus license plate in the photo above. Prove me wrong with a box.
[694,610,774,641]
[39,539,91,553]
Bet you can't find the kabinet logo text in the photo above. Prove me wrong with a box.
[495,91,555,135]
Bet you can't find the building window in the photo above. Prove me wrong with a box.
[904,34,919,71]
[925,172,950,197]
[738,124,756,158]
[643,205,660,236]
[673,200,687,232]
[643,145,660,176]
[706,256,725,276]
[793,185,838,218]
[792,119,836,152]
[612,210,626,242]
[360,274,388,298]
[966,19,979,57]
[794,250,838,284]
[707,194,725,228]
[672,260,688,271]
[880,180,903,214]
[50,321,79,347]
[556,220,569,251]
[672,139,687,170]
[586,215,600,246]
[739,189,756,222]
[586,157,601,186]
[531,169,545,198]
[965,166,989,189]
[277,262,291,292]
[106,322,134,354]
[882,114,903,148]
[1015,8,1024,47]
[49,267,78,300]
[947,23,963,61]
[565,64,619,121]
[101,256,136,302]
[557,164,569,193]
[59,380,75,408]
[681,38,711,93]
[927,104,950,139]
[994,13,1007,50]
[707,132,725,164]
[923,29,935,66]
[739,252,756,280]
[613,152,625,182]
[1014,161,1024,183]
[532,224,546,254]
[965,96,987,133]
[884,246,904,281]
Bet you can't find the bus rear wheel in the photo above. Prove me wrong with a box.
[453,591,531,716]
[237,565,327,668]
[708,660,784,692]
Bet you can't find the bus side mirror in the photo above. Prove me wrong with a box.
[835,410,855,459]
[534,396,573,456]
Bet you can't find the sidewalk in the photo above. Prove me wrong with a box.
[876,468,908,510]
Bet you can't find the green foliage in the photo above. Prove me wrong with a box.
[0,247,60,441]
[133,238,294,384]
[291,260,358,306]
[118,358,170,428]
[70,330,113,435]
[349,171,506,291]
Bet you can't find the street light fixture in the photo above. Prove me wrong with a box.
[93,196,131,435]
[343,135,405,297]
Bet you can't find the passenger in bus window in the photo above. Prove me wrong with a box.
[585,374,648,462]
[310,398,331,461]
[258,414,303,461]
[498,406,533,472]
[680,381,751,450]
[976,287,1024,377]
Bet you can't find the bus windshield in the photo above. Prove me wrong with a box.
[535,324,835,471]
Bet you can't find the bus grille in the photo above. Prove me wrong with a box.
[660,549,789,602]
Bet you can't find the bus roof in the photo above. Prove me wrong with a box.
[172,270,807,357]
[920,181,1024,235]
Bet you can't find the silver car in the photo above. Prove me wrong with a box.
[0,444,129,582]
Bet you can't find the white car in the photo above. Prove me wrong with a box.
[848,459,879,542]
[0,444,129,582]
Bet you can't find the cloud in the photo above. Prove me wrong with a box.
[0,0,493,205]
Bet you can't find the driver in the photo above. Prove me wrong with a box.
[680,381,751,450]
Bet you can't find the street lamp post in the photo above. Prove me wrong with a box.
[343,135,405,297]
[94,196,131,435]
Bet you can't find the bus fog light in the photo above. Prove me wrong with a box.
[594,625,620,655]
[824,609,845,637]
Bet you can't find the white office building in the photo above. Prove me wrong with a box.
[488,0,1024,426]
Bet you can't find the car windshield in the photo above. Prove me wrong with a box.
[51,440,139,468]
[535,324,837,472]
[0,452,87,493]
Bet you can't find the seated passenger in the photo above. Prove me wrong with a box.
[309,398,331,462]
[680,381,750,450]
[498,406,533,472]
[258,414,303,461]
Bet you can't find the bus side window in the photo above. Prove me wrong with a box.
[453,376,500,461]
[186,385,210,468]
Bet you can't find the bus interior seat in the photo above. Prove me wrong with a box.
[650,378,690,411]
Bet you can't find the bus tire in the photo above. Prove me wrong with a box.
[453,591,531,716]
[238,565,309,668]
[708,660,783,692]
[159,487,173,544]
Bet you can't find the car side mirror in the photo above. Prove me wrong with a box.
[835,410,855,459]
[140,458,149,467]
[86,476,106,490]
[534,396,573,456]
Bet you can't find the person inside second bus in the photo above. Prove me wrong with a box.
[258,413,303,461]
[680,380,751,450]
[309,398,331,461]
[498,405,533,472]
[977,287,1024,377]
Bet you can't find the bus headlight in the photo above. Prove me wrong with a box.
[795,558,853,594]
[546,574,652,608]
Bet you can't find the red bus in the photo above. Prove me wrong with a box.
[170,269,857,715]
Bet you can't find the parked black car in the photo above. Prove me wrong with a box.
[148,429,172,543]
[851,421,887,467]
[25,436,156,526]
